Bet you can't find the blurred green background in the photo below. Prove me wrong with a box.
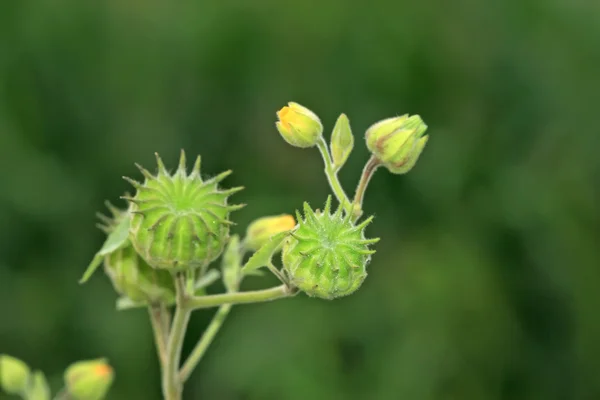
[1,0,599,399]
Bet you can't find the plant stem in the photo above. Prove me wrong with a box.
[316,137,352,214]
[163,277,191,400]
[148,305,168,370]
[352,155,381,222]
[185,284,296,310]
[179,303,232,383]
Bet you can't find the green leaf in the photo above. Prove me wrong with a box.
[330,113,354,170]
[241,231,289,274]
[79,215,131,284]
[25,371,50,400]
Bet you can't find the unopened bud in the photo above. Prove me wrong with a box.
[245,214,296,252]
[222,235,242,292]
[0,354,30,395]
[276,102,323,148]
[330,113,354,170]
[64,359,113,400]
[365,114,429,174]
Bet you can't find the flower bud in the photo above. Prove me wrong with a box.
[330,113,354,170]
[245,214,296,252]
[64,359,113,400]
[124,150,245,271]
[104,244,175,305]
[365,114,429,174]
[96,203,175,305]
[281,196,379,299]
[276,102,323,148]
[0,354,30,395]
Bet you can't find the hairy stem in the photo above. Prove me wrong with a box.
[352,155,381,221]
[179,303,232,383]
[185,284,296,310]
[163,277,191,400]
[316,137,352,214]
[148,305,168,370]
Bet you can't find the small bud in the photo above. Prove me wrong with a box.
[64,359,113,400]
[365,114,429,174]
[90,203,175,305]
[245,214,296,252]
[0,354,30,395]
[330,113,354,170]
[222,235,242,292]
[281,196,379,299]
[125,151,244,271]
[276,102,323,148]
[104,244,175,305]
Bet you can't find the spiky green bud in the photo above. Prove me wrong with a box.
[281,197,379,299]
[124,150,244,271]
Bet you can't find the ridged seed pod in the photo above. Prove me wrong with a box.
[124,151,244,271]
[97,203,175,305]
[281,197,379,299]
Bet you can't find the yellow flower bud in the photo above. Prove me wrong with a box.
[276,102,323,148]
[245,214,296,251]
[365,114,429,174]
[64,359,114,400]
[0,354,30,395]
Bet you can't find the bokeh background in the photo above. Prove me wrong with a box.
[1,0,599,399]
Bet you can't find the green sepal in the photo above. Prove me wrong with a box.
[25,371,50,400]
[222,235,242,292]
[115,296,146,311]
[241,230,290,274]
[80,215,131,284]
[195,269,221,291]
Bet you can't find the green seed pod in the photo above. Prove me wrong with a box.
[97,203,175,305]
[124,150,245,271]
[0,354,30,395]
[281,197,379,299]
